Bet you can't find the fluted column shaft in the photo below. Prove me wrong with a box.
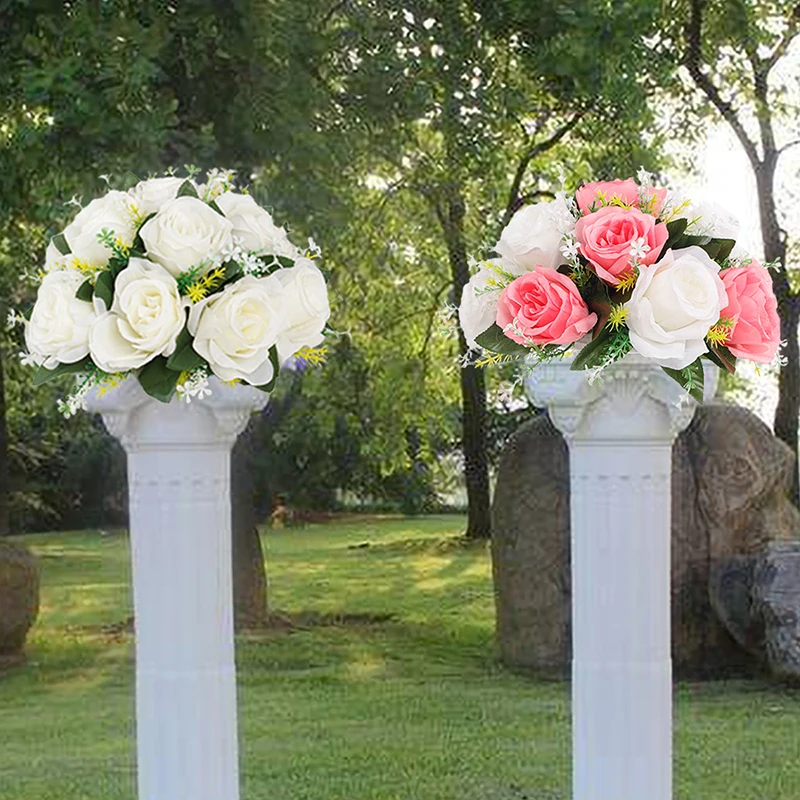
[527,358,703,800]
[88,379,267,800]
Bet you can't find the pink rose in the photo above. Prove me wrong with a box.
[575,178,667,216]
[496,268,597,346]
[574,206,668,286]
[720,263,780,363]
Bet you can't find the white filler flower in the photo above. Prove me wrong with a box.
[188,275,288,385]
[626,246,728,370]
[273,259,331,362]
[62,191,138,268]
[25,270,96,368]
[215,192,299,259]
[494,198,572,271]
[89,258,187,372]
[139,196,234,277]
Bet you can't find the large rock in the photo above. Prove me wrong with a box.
[492,403,800,678]
[0,541,39,667]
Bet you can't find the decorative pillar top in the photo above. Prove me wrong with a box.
[525,350,718,445]
[86,377,269,452]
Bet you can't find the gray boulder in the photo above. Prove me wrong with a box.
[0,540,39,667]
[492,403,800,679]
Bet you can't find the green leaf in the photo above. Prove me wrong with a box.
[133,212,157,252]
[254,346,281,393]
[219,260,243,287]
[75,279,94,302]
[703,344,737,374]
[570,324,614,371]
[138,357,180,403]
[121,171,140,191]
[702,238,736,262]
[662,357,705,404]
[474,324,529,356]
[107,254,128,278]
[177,180,198,199]
[207,199,225,216]
[94,271,115,308]
[52,233,71,256]
[33,356,93,386]
[664,217,688,250]
[166,326,206,372]
[670,233,710,252]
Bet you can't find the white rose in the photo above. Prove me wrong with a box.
[215,192,299,258]
[459,259,518,349]
[687,198,740,241]
[44,240,69,272]
[626,246,728,370]
[89,258,187,372]
[25,270,96,369]
[188,275,287,385]
[494,199,571,271]
[139,196,234,277]
[128,177,186,217]
[63,191,138,268]
[273,259,330,362]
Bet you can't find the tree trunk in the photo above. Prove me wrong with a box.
[755,166,799,503]
[231,416,268,629]
[442,190,492,540]
[0,345,10,536]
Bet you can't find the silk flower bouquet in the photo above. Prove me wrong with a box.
[16,169,331,415]
[457,170,781,402]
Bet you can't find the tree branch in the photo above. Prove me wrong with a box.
[764,6,800,74]
[501,109,584,229]
[779,138,800,157]
[684,0,761,168]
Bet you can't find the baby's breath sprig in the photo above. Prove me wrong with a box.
[438,303,458,338]
[706,317,735,347]
[176,367,212,403]
[474,351,522,368]
[607,304,629,331]
[185,267,227,304]
[569,263,591,289]
[295,346,327,366]
[616,268,639,293]
[96,228,131,258]
[585,328,633,385]
[484,259,518,284]
[176,263,207,294]
[6,309,26,331]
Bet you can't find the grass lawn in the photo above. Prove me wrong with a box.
[2,515,800,799]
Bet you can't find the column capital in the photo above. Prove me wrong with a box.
[86,377,268,452]
[525,351,717,445]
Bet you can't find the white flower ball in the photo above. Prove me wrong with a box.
[63,191,138,268]
[187,274,288,385]
[494,198,571,271]
[25,270,96,369]
[626,246,728,369]
[215,192,300,259]
[89,258,187,372]
[139,196,234,277]
[128,177,186,217]
[273,259,330,362]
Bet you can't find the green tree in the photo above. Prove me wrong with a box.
[0,1,176,535]
[263,0,667,538]
[667,0,800,499]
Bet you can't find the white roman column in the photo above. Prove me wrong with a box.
[88,378,267,800]
[527,354,715,800]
